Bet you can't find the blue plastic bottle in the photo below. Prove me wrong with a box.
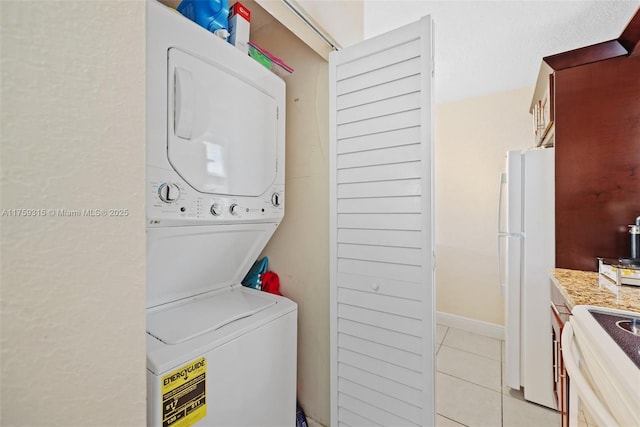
[177,0,230,33]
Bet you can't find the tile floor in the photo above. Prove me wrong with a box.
[435,324,561,427]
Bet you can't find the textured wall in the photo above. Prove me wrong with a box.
[297,0,364,48]
[434,87,533,325]
[247,3,331,424]
[0,1,146,425]
[363,1,639,104]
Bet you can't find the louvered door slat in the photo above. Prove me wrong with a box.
[337,196,422,214]
[338,318,422,354]
[337,109,421,139]
[339,407,383,427]
[338,243,422,265]
[337,287,423,319]
[336,58,420,95]
[338,258,422,282]
[337,126,420,154]
[337,144,421,168]
[339,378,422,425]
[338,227,421,247]
[338,364,422,406]
[338,304,422,337]
[337,212,422,230]
[330,15,434,426]
[337,180,421,199]
[338,161,422,184]
[336,38,421,81]
[337,92,421,125]
[338,334,421,372]
[337,75,421,111]
[336,272,423,300]
[338,348,424,389]
[338,394,418,427]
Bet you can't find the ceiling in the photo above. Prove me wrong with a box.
[364,1,640,104]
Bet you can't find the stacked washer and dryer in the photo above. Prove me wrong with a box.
[145,1,297,426]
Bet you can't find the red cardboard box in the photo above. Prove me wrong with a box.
[228,2,250,54]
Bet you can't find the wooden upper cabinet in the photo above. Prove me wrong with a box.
[554,54,640,271]
[614,7,640,56]
[530,61,555,147]
[533,7,640,271]
[531,8,640,149]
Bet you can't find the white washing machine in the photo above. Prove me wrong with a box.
[146,2,296,426]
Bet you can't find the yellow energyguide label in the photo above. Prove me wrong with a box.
[161,357,206,427]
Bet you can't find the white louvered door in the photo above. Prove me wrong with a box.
[329,16,435,427]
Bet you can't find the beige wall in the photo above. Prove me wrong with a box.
[296,0,364,47]
[246,2,331,425]
[0,3,537,427]
[256,0,363,59]
[248,4,534,424]
[0,1,146,425]
[256,64,535,426]
[434,86,534,325]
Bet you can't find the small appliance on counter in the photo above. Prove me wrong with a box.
[598,216,640,287]
[619,215,640,265]
[598,257,640,287]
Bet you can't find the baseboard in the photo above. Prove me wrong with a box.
[436,311,505,340]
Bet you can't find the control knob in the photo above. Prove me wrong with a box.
[271,192,281,207]
[210,203,222,216]
[229,203,239,215]
[158,183,180,203]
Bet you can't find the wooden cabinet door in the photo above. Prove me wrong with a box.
[329,16,435,426]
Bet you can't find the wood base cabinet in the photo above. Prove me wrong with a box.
[550,280,572,427]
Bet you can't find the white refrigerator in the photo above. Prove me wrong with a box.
[498,148,556,409]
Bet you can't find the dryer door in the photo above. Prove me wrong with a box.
[167,48,279,197]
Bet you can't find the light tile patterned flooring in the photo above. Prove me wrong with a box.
[435,324,561,427]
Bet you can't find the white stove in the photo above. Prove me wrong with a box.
[562,305,640,426]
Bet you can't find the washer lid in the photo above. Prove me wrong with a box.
[147,287,276,345]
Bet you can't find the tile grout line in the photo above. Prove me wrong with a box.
[436,338,503,398]
[436,371,503,396]
[437,413,469,427]
[438,343,502,362]
[436,343,503,394]
[440,325,450,346]
[436,325,449,355]
[437,333,561,427]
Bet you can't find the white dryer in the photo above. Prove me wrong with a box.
[146,2,296,426]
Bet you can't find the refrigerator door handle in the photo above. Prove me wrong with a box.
[498,234,505,294]
[498,172,507,234]
[498,172,507,293]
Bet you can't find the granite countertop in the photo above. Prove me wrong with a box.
[551,268,640,313]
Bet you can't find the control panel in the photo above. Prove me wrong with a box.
[147,167,284,225]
